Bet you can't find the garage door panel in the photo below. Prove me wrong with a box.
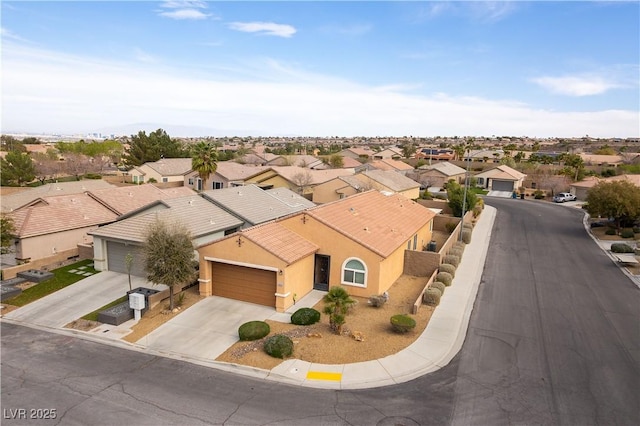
[492,180,514,192]
[107,241,146,277]
[212,262,276,307]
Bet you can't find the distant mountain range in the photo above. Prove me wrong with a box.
[94,123,297,138]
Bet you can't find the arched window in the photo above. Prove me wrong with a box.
[342,258,367,287]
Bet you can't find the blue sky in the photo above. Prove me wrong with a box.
[2,1,638,138]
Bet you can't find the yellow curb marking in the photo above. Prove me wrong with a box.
[306,371,342,381]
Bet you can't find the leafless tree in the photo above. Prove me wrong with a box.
[291,170,313,194]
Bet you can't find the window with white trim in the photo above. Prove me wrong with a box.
[213,181,223,189]
[341,258,367,287]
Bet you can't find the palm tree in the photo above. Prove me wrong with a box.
[191,141,218,191]
[323,286,357,334]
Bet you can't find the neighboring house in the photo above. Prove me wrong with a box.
[569,176,600,200]
[128,158,193,184]
[409,162,466,189]
[312,170,420,203]
[416,148,455,161]
[265,154,323,168]
[464,149,504,163]
[7,184,196,263]
[184,161,268,191]
[200,184,314,229]
[197,190,436,312]
[338,147,375,161]
[1,180,116,213]
[474,165,526,192]
[91,195,243,276]
[372,147,403,160]
[243,166,355,196]
[10,193,119,262]
[369,159,414,175]
[579,153,624,166]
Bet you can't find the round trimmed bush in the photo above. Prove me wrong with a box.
[461,229,472,244]
[290,307,321,325]
[611,243,635,254]
[463,222,473,230]
[439,263,456,278]
[620,229,635,239]
[443,254,460,268]
[238,321,270,341]
[390,314,417,333]
[633,226,640,234]
[449,247,464,258]
[454,241,465,251]
[429,281,446,294]
[605,228,617,235]
[264,334,294,359]
[423,287,442,306]
[436,271,453,287]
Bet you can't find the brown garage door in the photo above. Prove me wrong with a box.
[211,262,276,307]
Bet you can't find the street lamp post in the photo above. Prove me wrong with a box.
[459,148,471,241]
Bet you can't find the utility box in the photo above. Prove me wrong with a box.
[129,292,145,310]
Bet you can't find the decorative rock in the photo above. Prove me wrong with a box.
[307,333,323,338]
[351,331,365,341]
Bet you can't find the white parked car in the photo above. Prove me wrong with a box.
[553,192,577,203]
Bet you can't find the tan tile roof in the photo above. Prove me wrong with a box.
[270,166,355,185]
[476,165,526,180]
[214,161,269,180]
[370,159,414,171]
[306,190,435,257]
[606,174,640,187]
[362,170,420,192]
[11,193,118,238]
[242,222,318,265]
[144,158,193,176]
[421,161,466,176]
[89,184,196,215]
[341,157,364,168]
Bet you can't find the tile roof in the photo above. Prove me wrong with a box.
[370,159,414,171]
[1,180,116,212]
[266,187,316,209]
[420,161,466,176]
[242,222,318,265]
[90,195,243,243]
[362,170,420,192]
[306,190,435,257]
[201,184,309,226]
[11,193,118,238]
[269,166,355,185]
[89,184,196,215]
[476,165,526,180]
[214,161,269,180]
[142,158,193,176]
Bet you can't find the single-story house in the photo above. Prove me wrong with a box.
[312,170,420,203]
[200,184,314,229]
[370,159,414,175]
[184,161,268,191]
[197,190,436,312]
[579,153,624,166]
[372,147,403,160]
[243,166,355,196]
[89,184,196,215]
[128,158,193,184]
[474,165,526,192]
[338,147,375,161]
[409,162,466,189]
[569,176,600,200]
[90,195,243,276]
[265,154,324,168]
[416,148,455,161]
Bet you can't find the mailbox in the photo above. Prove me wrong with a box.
[129,292,145,310]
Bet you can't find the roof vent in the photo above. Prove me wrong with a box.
[128,192,132,197]
[364,226,369,232]
[209,219,215,225]
[188,199,194,205]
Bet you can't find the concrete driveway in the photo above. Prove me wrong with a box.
[134,296,276,361]
[3,271,153,328]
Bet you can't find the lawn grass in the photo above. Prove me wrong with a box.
[469,187,489,195]
[4,259,98,307]
[81,295,128,321]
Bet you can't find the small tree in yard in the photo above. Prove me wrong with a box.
[323,286,357,334]
[586,180,640,232]
[446,180,478,217]
[0,214,16,254]
[143,219,196,311]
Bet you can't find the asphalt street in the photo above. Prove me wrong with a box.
[2,198,638,425]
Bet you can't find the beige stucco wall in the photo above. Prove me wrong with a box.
[312,179,354,204]
[281,254,315,311]
[16,227,96,262]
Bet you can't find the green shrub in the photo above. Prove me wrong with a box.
[429,281,446,294]
[438,263,456,278]
[368,294,388,308]
[423,288,442,306]
[454,241,465,250]
[436,271,453,287]
[611,243,635,254]
[462,222,473,230]
[461,229,472,244]
[534,190,545,199]
[390,314,417,333]
[633,226,640,234]
[443,254,460,267]
[605,228,617,235]
[290,307,321,325]
[238,321,270,341]
[620,229,635,239]
[449,247,464,258]
[263,334,294,358]
[83,173,102,180]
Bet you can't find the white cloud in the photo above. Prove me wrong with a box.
[156,0,211,20]
[1,44,637,138]
[468,1,518,23]
[532,75,620,96]
[1,27,30,43]
[228,22,296,38]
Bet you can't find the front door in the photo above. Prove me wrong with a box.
[314,255,330,291]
